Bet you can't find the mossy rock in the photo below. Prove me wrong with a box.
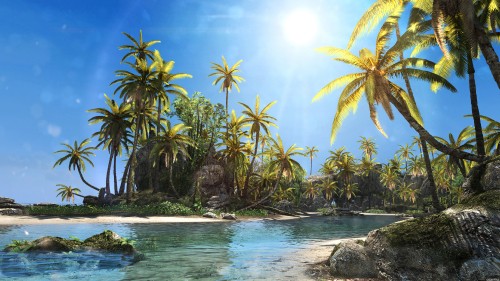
[4,230,138,256]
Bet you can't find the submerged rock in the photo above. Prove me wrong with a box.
[4,230,138,256]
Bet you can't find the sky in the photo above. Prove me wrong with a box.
[1,0,499,204]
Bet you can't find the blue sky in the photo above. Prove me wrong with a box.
[1,0,499,204]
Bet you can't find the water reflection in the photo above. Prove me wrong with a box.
[0,216,401,280]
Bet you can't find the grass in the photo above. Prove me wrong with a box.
[25,201,200,216]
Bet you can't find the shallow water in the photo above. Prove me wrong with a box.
[0,215,400,280]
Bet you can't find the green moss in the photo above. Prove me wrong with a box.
[379,213,456,248]
[458,189,500,211]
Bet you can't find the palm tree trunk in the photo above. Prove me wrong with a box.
[242,131,260,198]
[396,22,441,209]
[169,164,180,197]
[476,25,500,89]
[127,115,142,202]
[421,139,443,211]
[76,165,100,192]
[310,156,313,176]
[105,150,113,195]
[113,150,118,195]
[386,94,482,162]
[467,54,487,157]
[119,158,130,195]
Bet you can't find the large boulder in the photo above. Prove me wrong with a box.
[196,164,229,207]
[329,240,377,278]
[329,189,500,280]
[481,161,500,191]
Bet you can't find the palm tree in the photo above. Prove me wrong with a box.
[467,115,500,156]
[119,30,160,63]
[358,137,377,160]
[56,184,83,203]
[88,94,133,195]
[209,56,244,117]
[53,139,99,192]
[380,164,399,191]
[397,144,413,176]
[336,152,357,206]
[150,122,195,197]
[304,146,319,176]
[303,182,319,199]
[239,95,277,197]
[435,127,475,178]
[317,177,338,201]
[240,134,303,210]
[357,155,379,208]
[112,53,158,199]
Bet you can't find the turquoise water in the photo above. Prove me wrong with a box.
[0,216,400,280]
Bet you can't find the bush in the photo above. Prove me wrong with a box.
[365,209,386,214]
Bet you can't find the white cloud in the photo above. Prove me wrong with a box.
[47,124,61,137]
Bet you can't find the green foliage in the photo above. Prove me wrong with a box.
[69,236,81,242]
[365,209,386,214]
[6,240,32,252]
[235,209,268,217]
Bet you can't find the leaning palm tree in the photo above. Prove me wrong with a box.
[209,56,244,117]
[240,134,303,210]
[239,95,277,197]
[150,122,195,197]
[53,139,99,192]
[56,184,83,203]
[303,146,319,176]
[88,94,133,195]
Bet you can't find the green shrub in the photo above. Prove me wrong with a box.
[365,209,386,214]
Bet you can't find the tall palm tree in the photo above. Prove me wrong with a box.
[240,134,303,210]
[53,139,99,192]
[150,122,195,197]
[336,152,357,206]
[358,136,377,160]
[358,155,379,208]
[209,56,244,116]
[304,146,319,176]
[397,144,414,176]
[314,17,485,164]
[88,94,133,195]
[317,177,338,201]
[239,95,277,196]
[119,30,160,63]
[112,52,158,199]
[56,184,83,203]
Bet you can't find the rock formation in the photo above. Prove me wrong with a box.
[0,197,24,215]
[328,162,500,281]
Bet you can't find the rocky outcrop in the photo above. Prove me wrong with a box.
[329,240,377,278]
[196,164,229,208]
[0,197,24,215]
[329,189,500,281]
[481,161,500,191]
[4,230,138,256]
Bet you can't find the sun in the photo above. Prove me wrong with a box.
[282,9,319,46]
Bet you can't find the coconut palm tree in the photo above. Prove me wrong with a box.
[358,137,377,160]
[56,184,83,203]
[240,134,303,210]
[150,122,195,197]
[119,30,160,63]
[397,144,414,177]
[435,127,475,178]
[317,177,338,201]
[53,139,99,192]
[239,95,277,197]
[304,146,319,176]
[303,181,319,199]
[358,155,379,208]
[209,56,244,117]
[88,94,133,195]
[467,115,500,156]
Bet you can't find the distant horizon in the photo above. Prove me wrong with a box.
[2,0,499,204]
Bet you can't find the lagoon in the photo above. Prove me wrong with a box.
[0,215,400,280]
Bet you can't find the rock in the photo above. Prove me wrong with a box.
[202,212,218,219]
[329,240,377,278]
[273,200,295,213]
[196,164,229,207]
[221,213,237,220]
[0,208,24,215]
[480,162,500,191]
[5,230,137,256]
[301,196,329,211]
[0,202,24,209]
[83,195,99,206]
[327,189,500,280]
[0,197,15,204]
[32,203,58,207]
